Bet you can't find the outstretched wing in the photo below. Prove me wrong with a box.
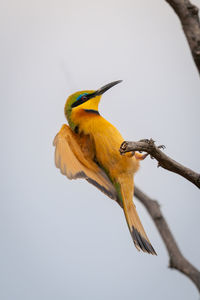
[53,124,120,205]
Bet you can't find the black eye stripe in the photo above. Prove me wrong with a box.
[71,93,89,108]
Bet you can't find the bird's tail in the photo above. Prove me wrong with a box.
[119,178,157,255]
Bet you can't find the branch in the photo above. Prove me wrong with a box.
[134,186,200,292]
[120,139,200,189]
[164,0,200,74]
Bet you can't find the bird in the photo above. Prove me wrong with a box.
[53,80,156,255]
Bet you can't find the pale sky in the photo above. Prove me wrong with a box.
[1,0,200,299]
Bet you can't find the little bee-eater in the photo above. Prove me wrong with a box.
[53,81,156,254]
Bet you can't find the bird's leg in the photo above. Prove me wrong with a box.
[123,151,147,159]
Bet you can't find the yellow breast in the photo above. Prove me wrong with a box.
[71,109,139,179]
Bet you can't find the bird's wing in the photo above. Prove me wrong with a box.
[53,124,120,205]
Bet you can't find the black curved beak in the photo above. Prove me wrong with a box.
[93,80,123,97]
[71,80,122,108]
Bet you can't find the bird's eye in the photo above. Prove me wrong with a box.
[81,95,87,101]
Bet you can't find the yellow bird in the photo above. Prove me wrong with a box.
[53,80,156,255]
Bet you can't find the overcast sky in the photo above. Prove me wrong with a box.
[1,0,200,299]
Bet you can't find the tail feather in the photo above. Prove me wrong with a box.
[120,180,157,255]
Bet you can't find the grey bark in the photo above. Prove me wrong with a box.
[134,186,200,292]
[165,0,200,74]
[120,139,200,189]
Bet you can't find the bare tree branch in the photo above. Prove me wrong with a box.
[134,186,200,292]
[120,139,200,189]
[164,0,200,74]
[124,0,200,294]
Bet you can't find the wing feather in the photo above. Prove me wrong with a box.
[53,124,120,204]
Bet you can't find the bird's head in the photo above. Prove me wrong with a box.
[64,80,122,126]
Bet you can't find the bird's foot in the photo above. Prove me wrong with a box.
[135,152,149,160]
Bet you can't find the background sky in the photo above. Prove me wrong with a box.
[1,0,200,299]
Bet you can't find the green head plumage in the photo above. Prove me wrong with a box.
[64,80,122,129]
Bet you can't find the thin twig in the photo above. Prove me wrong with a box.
[164,0,200,74]
[120,139,200,189]
[134,186,200,292]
